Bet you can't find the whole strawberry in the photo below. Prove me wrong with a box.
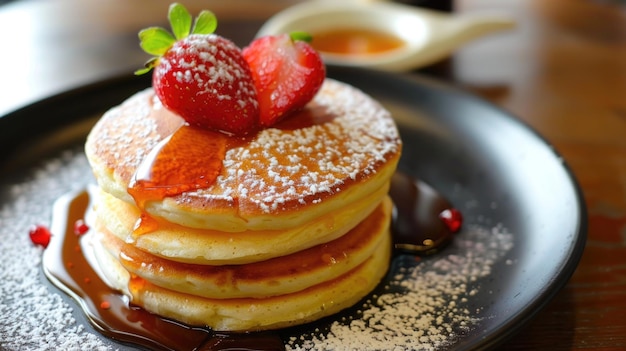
[243,33,326,127]
[136,3,259,135]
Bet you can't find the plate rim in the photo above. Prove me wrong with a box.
[351,67,587,350]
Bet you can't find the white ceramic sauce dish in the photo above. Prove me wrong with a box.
[256,1,515,72]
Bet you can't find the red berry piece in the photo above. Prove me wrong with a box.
[29,224,52,248]
[243,33,326,127]
[74,219,89,236]
[136,3,259,135]
[439,208,463,233]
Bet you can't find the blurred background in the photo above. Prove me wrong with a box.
[0,0,625,349]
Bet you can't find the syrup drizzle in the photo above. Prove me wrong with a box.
[42,171,461,351]
[127,125,229,235]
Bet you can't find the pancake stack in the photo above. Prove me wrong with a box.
[84,79,402,331]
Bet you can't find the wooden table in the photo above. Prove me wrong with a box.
[454,0,626,349]
[1,0,625,349]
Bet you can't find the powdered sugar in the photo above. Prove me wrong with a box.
[286,224,514,351]
[222,80,400,212]
[0,148,115,350]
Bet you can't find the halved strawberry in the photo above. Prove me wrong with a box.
[242,33,325,127]
[136,3,259,135]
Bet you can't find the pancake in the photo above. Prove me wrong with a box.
[93,197,391,299]
[94,181,389,265]
[85,79,401,232]
[87,223,391,331]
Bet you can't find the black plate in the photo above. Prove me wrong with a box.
[0,67,586,350]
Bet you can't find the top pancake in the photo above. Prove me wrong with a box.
[85,79,401,232]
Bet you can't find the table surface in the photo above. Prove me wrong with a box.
[1,0,625,349]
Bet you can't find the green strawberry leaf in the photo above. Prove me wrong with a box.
[135,3,220,75]
[290,31,313,43]
[134,57,159,76]
[192,10,217,35]
[168,3,192,40]
[139,27,176,56]
[134,67,152,76]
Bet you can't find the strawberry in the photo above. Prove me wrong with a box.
[242,33,325,127]
[153,35,259,134]
[136,3,259,135]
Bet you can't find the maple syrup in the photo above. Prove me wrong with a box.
[128,125,228,207]
[127,125,229,235]
[311,28,405,56]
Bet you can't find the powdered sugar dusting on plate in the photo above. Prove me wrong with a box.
[0,148,114,350]
[287,224,514,350]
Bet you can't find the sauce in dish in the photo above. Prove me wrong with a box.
[42,172,461,351]
[311,28,405,56]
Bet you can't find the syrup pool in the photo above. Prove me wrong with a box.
[390,172,462,255]
[43,187,286,351]
[42,171,461,351]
